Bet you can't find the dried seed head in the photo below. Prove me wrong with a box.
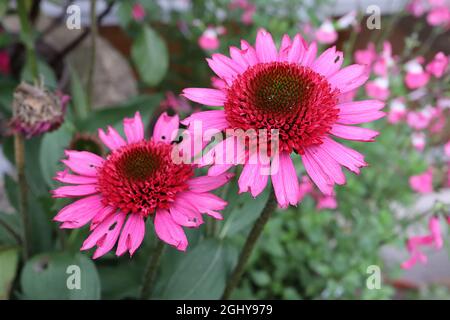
[9,82,69,138]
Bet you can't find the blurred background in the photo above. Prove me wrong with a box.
[0,0,450,300]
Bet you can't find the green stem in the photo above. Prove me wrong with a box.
[221,188,277,300]
[14,134,31,260]
[140,240,165,299]
[17,0,39,81]
[87,0,97,110]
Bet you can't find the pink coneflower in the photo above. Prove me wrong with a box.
[315,20,338,44]
[52,112,231,258]
[411,131,426,152]
[198,27,221,51]
[404,58,430,89]
[387,98,407,124]
[365,77,390,100]
[182,30,384,207]
[354,43,377,67]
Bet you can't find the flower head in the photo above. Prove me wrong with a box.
[9,82,69,138]
[182,30,384,208]
[132,3,146,22]
[52,112,231,258]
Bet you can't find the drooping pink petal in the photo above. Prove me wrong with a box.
[238,162,269,197]
[271,152,300,208]
[255,29,278,63]
[330,124,379,141]
[182,88,227,106]
[207,56,238,83]
[62,150,104,176]
[54,169,98,185]
[98,126,126,151]
[116,214,146,256]
[301,152,334,195]
[82,212,127,259]
[304,146,346,186]
[318,137,367,174]
[187,172,234,193]
[91,206,116,230]
[337,100,385,124]
[176,191,227,220]
[54,194,103,222]
[60,198,104,229]
[327,64,369,94]
[169,200,204,227]
[153,112,179,143]
[208,163,233,176]
[52,184,98,198]
[123,112,144,144]
[154,209,188,251]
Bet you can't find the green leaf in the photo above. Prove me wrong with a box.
[156,239,236,299]
[20,252,101,300]
[69,66,90,120]
[131,26,169,87]
[219,179,270,238]
[0,247,19,300]
[21,59,58,89]
[0,212,21,246]
[39,122,74,188]
[78,94,162,132]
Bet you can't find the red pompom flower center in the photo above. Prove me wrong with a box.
[97,140,193,217]
[224,62,340,154]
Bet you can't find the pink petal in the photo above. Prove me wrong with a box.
[52,184,98,198]
[123,112,144,144]
[301,152,334,195]
[116,214,146,256]
[212,53,246,74]
[181,110,228,132]
[187,172,234,193]
[154,209,188,251]
[238,162,269,197]
[54,194,103,222]
[304,147,346,185]
[82,212,126,259]
[62,150,104,176]
[328,64,369,93]
[153,112,179,143]
[300,41,317,67]
[319,137,367,174]
[169,201,204,227]
[287,34,306,64]
[278,34,292,61]
[54,169,98,185]
[337,100,385,125]
[60,199,104,229]
[240,40,258,66]
[208,163,233,176]
[176,191,227,220]
[182,88,227,106]
[311,46,344,77]
[98,126,126,151]
[271,152,300,208]
[91,206,116,230]
[229,46,250,70]
[255,29,278,63]
[330,124,379,141]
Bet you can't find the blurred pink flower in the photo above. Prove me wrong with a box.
[198,27,220,51]
[411,131,426,151]
[426,5,450,26]
[298,176,337,210]
[406,0,427,17]
[365,77,390,100]
[429,216,443,249]
[0,51,10,75]
[315,20,338,44]
[387,98,407,124]
[373,42,394,77]
[406,107,433,130]
[161,92,192,113]
[444,140,450,157]
[230,0,256,25]
[354,43,376,66]
[404,58,430,89]
[132,3,146,21]
[409,168,433,193]
[426,52,449,78]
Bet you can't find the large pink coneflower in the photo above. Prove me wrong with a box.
[52,112,231,258]
[182,30,385,208]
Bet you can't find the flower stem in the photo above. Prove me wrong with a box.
[17,0,39,81]
[221,188,277,300]
[140,240,165,300]
[87,0,97,110]
[14,133,31,260]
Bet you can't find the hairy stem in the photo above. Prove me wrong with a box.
[140,240,165,299]
[221,188,277,300]
[17,0,39,81]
